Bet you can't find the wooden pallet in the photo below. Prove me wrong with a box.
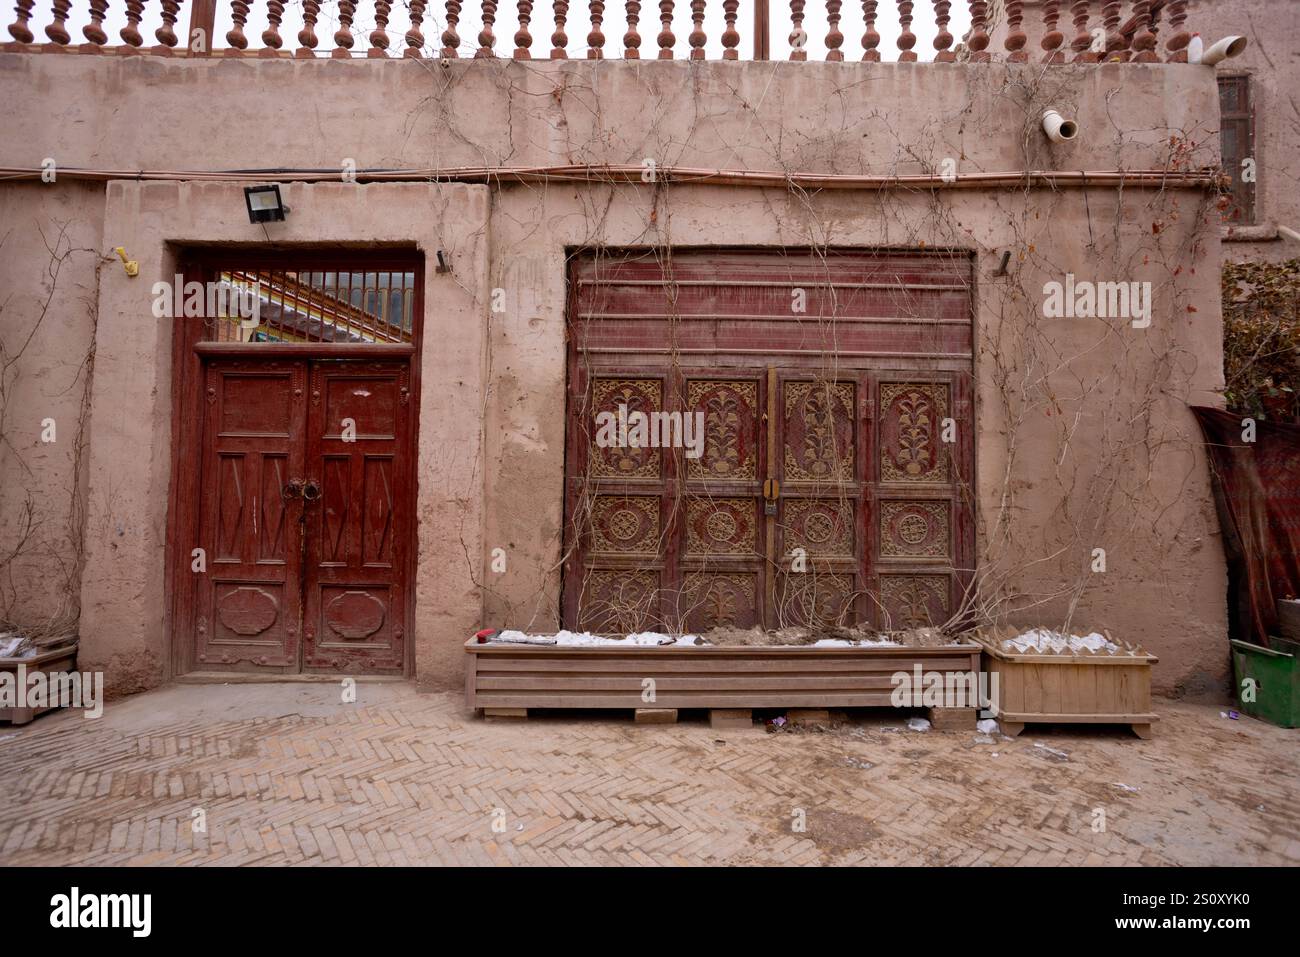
[465,637,982,723]
[972,626,1158,739]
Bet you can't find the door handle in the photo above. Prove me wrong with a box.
[282,479,304,501]
[302,479,322,503]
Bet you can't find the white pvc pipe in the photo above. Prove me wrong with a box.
[1202,36,1248,65]
[1042,110,1078,144]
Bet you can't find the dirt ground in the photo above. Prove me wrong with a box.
[0,682,1297,866]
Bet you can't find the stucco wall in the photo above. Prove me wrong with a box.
[0,53,1230,695]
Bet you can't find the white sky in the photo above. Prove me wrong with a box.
[22,1,973,61]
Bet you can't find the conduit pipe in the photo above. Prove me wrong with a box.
[0,165,1222,191]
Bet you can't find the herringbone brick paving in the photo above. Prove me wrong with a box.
[1,682,1297,865]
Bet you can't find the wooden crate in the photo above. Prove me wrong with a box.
[972,626,1158,738]
[1,643,79,725]
[465,637,982,722]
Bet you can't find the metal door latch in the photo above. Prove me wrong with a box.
[763,477,780,516]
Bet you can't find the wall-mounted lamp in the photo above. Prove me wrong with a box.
[244,185,290,224]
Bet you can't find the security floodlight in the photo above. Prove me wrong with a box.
[245,185,290,224]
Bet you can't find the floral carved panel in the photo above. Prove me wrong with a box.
[880,383,951,484]
[590,378,662,479]
[685,497,759,557]
[777,573,855,629]
[879,500,951,559]
[686,380,759,480]
[879,574,951,629]
[680,573,760,631]
[577,570,660,634]
[783,380,856,482]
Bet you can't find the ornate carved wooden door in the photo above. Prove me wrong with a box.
[194,358,410,673]
[563,249,975,635]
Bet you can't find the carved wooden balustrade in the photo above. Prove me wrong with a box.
[2,0,1202,62]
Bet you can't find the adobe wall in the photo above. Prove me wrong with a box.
[0,54,1229,694]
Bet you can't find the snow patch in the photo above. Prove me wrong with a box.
[1003,627,1119,655]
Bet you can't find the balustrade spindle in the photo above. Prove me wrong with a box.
[968,0,990,62]
[1164,0,1190,62]
[7,0,35,43]
[590,0,607,57]
[824,0,841,60]
[789,0,805,61]
[262,0,286,54]
[1069,0,1095,62]
[1101,0,1126,61]
[442,0,461,57]
[896,1,915,61]
[224,0,247,52]
[624,0,641,57]
[369,0,391,56]
[1132,0,1159,63]
[933,0,954,62]
[657,0,673,59]
[860,0,879,62]
[551,0,568,57]
[477,1,496,56]
[82,0,108,46]
[122,0,146,46]
[721,0,737,59]
[154,0,181,51]
[688,0,703,59]
[333,0,356,56]
[1003,0,1026,62]
[1040,0,1065,63]
[44,0,70,43]
[407,0,427,57]
[514,0,531,57]
[297,0,319,55]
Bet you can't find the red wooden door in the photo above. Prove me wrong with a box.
[302,360,411,673]
[194,357,410,673]
[196,358,308,670]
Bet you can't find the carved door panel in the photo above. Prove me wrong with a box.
[871,373,974,630]
[673,374,767,633]
[195,359,308,671]
[566,370,672,634]
[302,360,411,673]
[773,374,866,629]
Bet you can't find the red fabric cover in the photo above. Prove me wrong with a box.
[1192,406,1300,647]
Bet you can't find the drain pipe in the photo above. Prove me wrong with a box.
[1201,36,1249,65]
[1041,110,1078,144]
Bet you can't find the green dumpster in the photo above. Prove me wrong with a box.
[1230,638,1300,729]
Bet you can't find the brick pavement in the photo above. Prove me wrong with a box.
[1,682,1297,865]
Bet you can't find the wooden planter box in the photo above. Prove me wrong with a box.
[0,643,79,726]
[973,627,1158,738]
[465,636,982,726]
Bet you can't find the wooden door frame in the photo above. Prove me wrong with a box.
[166,248,425,677]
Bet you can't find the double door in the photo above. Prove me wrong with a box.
[563,365,972,634]
[192,357,411,673]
